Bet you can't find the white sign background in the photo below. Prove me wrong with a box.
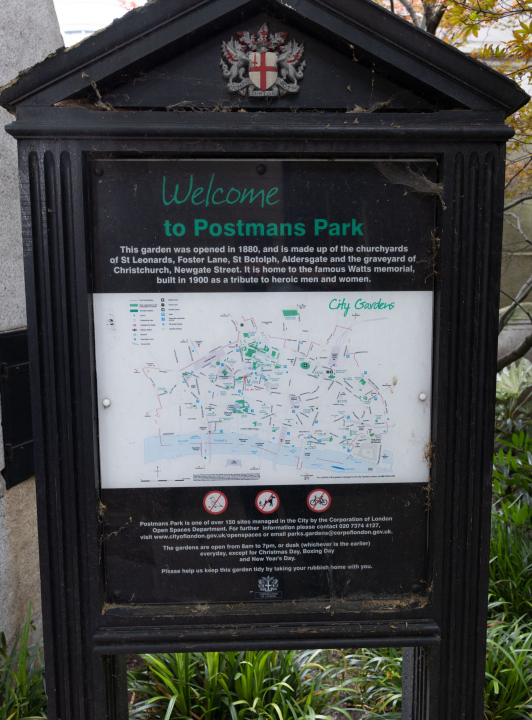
[94,291,432,488]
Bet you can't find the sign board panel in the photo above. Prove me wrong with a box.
[92,159,434,605]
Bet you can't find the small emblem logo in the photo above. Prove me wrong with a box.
[221,23,306,98]
[258,576,279,592]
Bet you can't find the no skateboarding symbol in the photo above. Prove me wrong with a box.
[255,490,280,514]
[203,491,228,514]
[307,489,331,513]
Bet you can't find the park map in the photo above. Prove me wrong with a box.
[94,291,432,488]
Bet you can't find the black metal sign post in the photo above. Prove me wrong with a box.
[1,1,528,718]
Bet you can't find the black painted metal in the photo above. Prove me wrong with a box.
[11,129,507,720]
[0,329,34,488]
[1,0,526,717]
[103,656,128,720]
[8,107,516,140]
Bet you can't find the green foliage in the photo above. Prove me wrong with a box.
[128,649,356,720]
[497,360,532,403]
[490,503,532,621]
[495,359,532,437]
[489,509,532,620]
[341,648,402,719]
[486,377,532,720]
[493,431,532,507]
[497,360,532,402]
[337,607,532,720]
[484,609,532,720]
[493,362,532,508]
[0,604,47,720]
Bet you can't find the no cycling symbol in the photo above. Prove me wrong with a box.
[203,491,228,514]
[307,489,332,513]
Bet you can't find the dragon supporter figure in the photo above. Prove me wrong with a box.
[221,23,306,98]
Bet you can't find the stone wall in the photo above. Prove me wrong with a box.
[0,0,63,644]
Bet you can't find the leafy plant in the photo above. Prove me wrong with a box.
[497,360,532,404]
[492,429,532,511]
[485,614,532,720]
[341,616,532,720]
[0,603,47,720]
[336,648,402,719]
[489,508,532,620]
[128,649,356,720]
[495,360,532,438]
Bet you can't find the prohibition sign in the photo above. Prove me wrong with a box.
[307,489,331,513]
[255,490,280,514]
[203,491,228,515]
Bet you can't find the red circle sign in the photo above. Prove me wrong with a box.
[307,489,331,513]
[203,491,228,514]
[255,490,280,514]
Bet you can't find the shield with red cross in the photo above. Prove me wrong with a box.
[249,52,278,91]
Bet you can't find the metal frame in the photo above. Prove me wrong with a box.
[3,0,524,716]
[6,106,505,718]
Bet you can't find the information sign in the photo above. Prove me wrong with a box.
[1,0,527,713]
[93,159,435,605]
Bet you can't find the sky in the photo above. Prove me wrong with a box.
[53,0,147,46]
[52,0,515,55]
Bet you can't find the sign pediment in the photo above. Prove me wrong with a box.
[0,0,528,115]
[99,13,433,112]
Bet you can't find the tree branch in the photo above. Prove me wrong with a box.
[497,331,532,372]
[449,0,530,20]
[397,0,422,26]
[504,212,532,248]
[505,156,532,190]
[499,270,532,333]
[423,2,447,34]
[500,290,532,324]
[504,195,532,211]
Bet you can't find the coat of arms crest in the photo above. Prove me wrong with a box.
[221,23,306,98]
[258,576,279,592]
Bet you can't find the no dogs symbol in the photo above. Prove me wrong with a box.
[255,490,280,514]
